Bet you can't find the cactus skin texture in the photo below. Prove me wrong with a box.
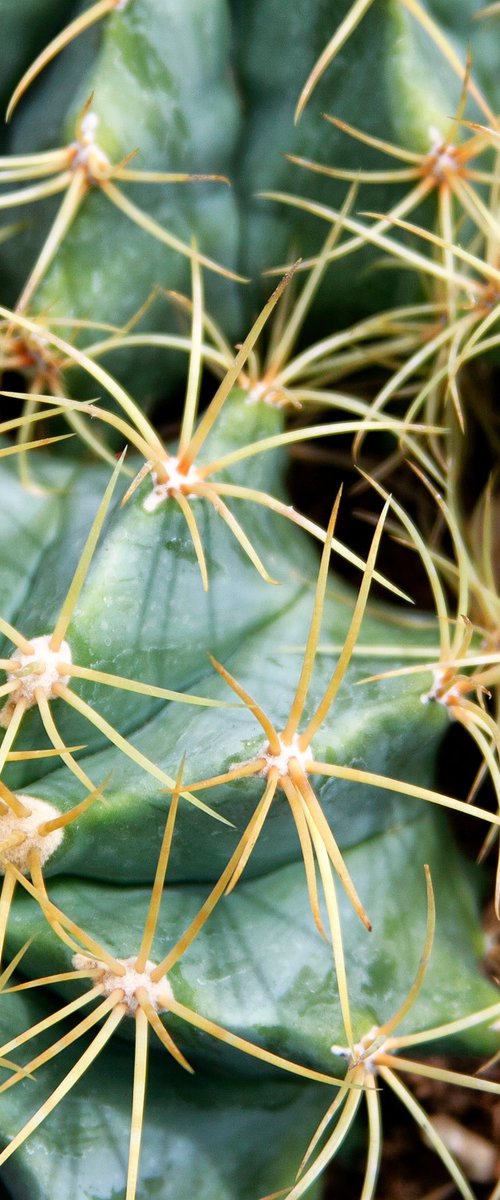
[0,3,498,1200]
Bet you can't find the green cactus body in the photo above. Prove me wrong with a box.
[0,3,497,1198]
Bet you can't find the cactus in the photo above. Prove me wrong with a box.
[0,3,498,1200]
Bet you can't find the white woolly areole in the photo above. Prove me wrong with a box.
[245,380,282,408]
[143,458,202,512]
[3,635,72,713]
[0,795,63,874]
[71,112,110,179]
[427,126,459,181]
[16,328,52,370]
[261,734,313,778]
[331,1025,384,1073]
[420,667,461,708]
[80,113,99,139]
[72,954,174,1016]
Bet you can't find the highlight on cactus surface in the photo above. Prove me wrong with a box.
[0,3,498,1198]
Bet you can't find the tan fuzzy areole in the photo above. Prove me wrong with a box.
[72,954,174,1015]
[0,795,64,874]
[0,636,72,728]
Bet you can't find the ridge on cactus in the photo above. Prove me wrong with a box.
[293,0,495,122]
[0,768,342,1200]
[0,96,239,318]
[5,0,498,360]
